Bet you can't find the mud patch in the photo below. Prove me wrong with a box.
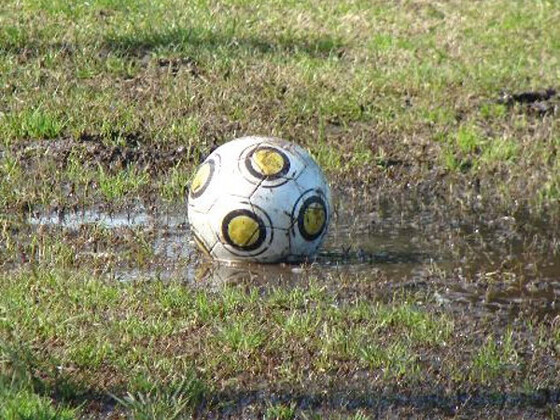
[202,386,560,419]
[499,87,559,116]
[5,132,195,174]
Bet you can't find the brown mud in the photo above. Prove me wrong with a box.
[4,133,194,174]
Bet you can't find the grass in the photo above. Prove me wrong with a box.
[1,265,557,418]
[0,339,78,420]
[0,0,558,212]
[0,384,77,420]
[472,331,519,383]
[6,107,67,140]
[3,269,436,379]
[97,165,149,201]
[0,0,559,418]
[265,402,297,420]
[111,375,205,420]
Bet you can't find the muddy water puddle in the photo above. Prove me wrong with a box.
[24,197,560,317]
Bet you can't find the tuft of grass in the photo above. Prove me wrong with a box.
[27,232,77,268]
[374,301,454,345]
[0,385,77,420]
[216,316,266,354]
[0,340,77,420]
[539,172,560,203]
[0,154,23,207]
[480,103,507,120]
[112,374,205,420]
[160,165,191,202]
[265,402,297,420]
[97,165,149,201]
[356,342,418,378]
[471,331,519,383]
[455,125,484,155]
[5,108,66,141]
[344,412,372,420]
[443,125,522,172]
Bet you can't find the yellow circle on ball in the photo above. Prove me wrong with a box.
[191,162,211,194]
[227,214,261,248]
[303,203,326,237]
[252,149,286,176]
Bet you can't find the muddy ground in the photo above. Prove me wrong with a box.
[3,146,560,418]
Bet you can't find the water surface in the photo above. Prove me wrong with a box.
[26,196,560,317]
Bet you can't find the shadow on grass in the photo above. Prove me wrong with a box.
[7,376,558,418]
[0,25,344,62]
[0,39,75,57]
[208,386,560,417]
[0,339,116,413]
[2,336,558,417]
[102,26,344,59]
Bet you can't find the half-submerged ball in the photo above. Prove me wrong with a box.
[187,136,332,263]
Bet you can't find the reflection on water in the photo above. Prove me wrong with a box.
[437,277,560,319]
[28,205,186,230]
[26,196,560,317]
[29,207,150,229]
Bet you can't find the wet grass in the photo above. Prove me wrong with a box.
[1,0,560,418]
[1,263,560,418]
[0,0,559,212]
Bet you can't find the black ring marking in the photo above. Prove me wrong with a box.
[189,159,215,199]
[245,146,291,180]
[297,196,327,241]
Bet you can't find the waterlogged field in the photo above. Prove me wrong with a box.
[1,0,560,418]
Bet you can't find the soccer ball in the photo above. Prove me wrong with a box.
[187,136,332,263]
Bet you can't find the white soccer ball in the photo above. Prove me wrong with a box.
[187,136,332,263]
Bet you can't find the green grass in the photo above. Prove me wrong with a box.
[1,0,560,417]
[0,340,78,420]
[5,107,67,140]
[472,331,519,383]
[442,124,521,172]
[3,264,554,418]
[0,268,453,415]
[97,165,149,201]
[0,0,558,211]
[111,375,205,420]
[265,402,297,420]
[1,265,556,417]
[0,386,77,420]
